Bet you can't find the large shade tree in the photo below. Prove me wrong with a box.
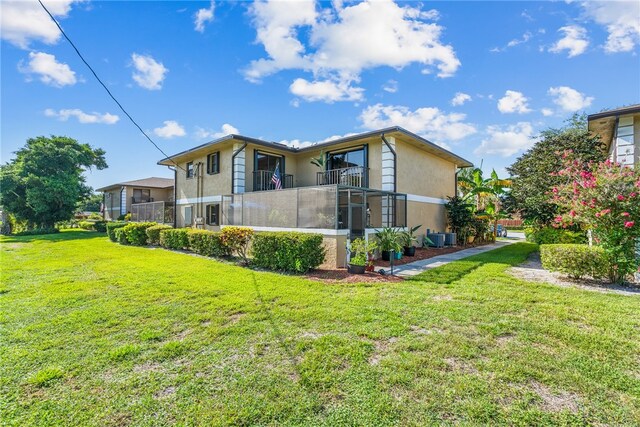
[0,136,107,229]
[507,114,607,225]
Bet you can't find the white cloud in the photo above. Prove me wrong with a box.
[289,78,364,102]
[154,120,186,138]
[131,53,168,90]
[491,31,533,52]
[548,86,594,112]
[194,1,215,32]
[19,52,77,87]
[582,1,640,53]
[0,0,78,48]
[475,122,535,157]
[549,25,589,57]
[278,132,359,149]
[194,123,239,139]
[359,103,477,147]
[541,108,554,117]
[382,79,398,93]
[246,0,460,102]
[497,90,531,114]
[44,108,119,124]
[451,92,471,106]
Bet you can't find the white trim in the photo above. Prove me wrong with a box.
[406,194,447,205]
[220,224,349,235]
[176,195,222,205]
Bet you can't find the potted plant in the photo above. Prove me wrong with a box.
[400,225,421,256]
[348,238,377,274]
[375,227,401,261]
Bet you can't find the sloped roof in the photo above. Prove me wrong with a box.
[588,104,640,150]
[97,177,174,192]
[157,126,473,168]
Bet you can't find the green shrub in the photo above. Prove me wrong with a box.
[146,224,173,246]
[13,228,59,236]
[540,244,609,280]
[121,222,157,245]
[93,221,107,233]
[88,212,103,220]
[106,222,127,242]
[252,232,325,272]
[78,220,94,230]
[221,227,254,264]
[188,229,230,258]
[525,227,587,245]
[114,228,128,245]
[160,228,190,250]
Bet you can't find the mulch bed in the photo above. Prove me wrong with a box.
[372,244,486,268]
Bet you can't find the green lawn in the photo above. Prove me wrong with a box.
[1,231,639,426]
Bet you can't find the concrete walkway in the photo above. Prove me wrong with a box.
[394,240,517,278]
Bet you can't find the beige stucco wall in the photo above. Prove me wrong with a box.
[395,141,456,199]
[407,201,448,235]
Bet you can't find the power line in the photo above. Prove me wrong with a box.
[37,0,185,172]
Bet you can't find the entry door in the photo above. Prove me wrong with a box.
[349,203,365,238]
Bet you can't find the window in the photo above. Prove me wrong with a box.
[207,152,220,174]
[206,204,219,226]
[132,188,150,204]
[184,206,193,225]
[255,151,284,172]
[327,146,366,170]
[186,162,194,179]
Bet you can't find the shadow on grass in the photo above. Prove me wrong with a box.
[408,243,538,284]
[0,230,105,244]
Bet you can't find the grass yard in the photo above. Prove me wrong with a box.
[1,231,639,426]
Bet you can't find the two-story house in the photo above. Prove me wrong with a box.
[588,104,640,167]
[158,126,472,268]
[98,177,174,223]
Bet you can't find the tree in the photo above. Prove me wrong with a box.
[0,136,107,228]
[78,193,103,212]
[458,168,511,239]
[507,114,607,226]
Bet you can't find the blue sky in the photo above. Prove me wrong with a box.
[2,0,639,190]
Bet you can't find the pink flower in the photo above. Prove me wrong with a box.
[555,216,563,222]
[630,192,637,198]
[569,210,576,217]
[617,195,625,201]
[624,221,635,228]
[599,209,611,216]
[622,212,630,217]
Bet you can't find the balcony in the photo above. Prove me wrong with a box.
[317,166,368,187]
[252,170,294,191]
[132,196,153,204]
[131,201,174,224]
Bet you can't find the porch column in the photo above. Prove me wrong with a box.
[382,136,396,226]
[233,143,246,194]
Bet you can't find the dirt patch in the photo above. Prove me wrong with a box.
[369,337,398,366]
[508,252,640,296]
[299,331,323,339]
[372,244,488,268]
[444,357,479,374]
[306,269,404,284]
[530,381,580,413]
[496,334,515,346]
[133,362,163,373]
[225,312,245,325]
[154,386,176,399]
[410,325,442,335]
[431,294,453,301]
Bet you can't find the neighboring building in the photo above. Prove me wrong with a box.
[588,104,640,167]
[158,127,472,268]
[97,177,174,223]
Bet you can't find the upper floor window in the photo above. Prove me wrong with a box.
[327,146,366,170]
[186,162,194,179]
[207,152,220,174]
[132,188,151,204]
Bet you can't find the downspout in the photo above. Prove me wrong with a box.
[455,168,461,197]
[231,141,248,194]
[380,133,397,193]
[167,166,177,228]
[611,116,619,162]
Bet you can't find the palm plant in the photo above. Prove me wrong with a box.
[310,150,326,169]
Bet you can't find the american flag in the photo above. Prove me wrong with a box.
[271,161,283,190]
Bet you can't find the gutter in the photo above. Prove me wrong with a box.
[231,141,248,194]
[380,133,397,193]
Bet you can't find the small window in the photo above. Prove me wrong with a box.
[186,162,194,179]
[207,152,220,174]
[206,204,219,226]
[132,188,150,204]
[184,206,193,225]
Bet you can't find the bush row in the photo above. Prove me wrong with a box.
[106,222,127,242]
[540,244,608,280]
[525,227,587,245]
[78,220,107,232]
[187,229,230,257]
[252,232,325,272]
[146,224,173,246]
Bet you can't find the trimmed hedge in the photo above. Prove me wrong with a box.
[78,221,94,230]
[94,221,107,233]
[540,244,608,280]
[188,229,229,258]
[525,227,587,245]
[106,222,127,242]
[121,222,157,245]
[251,232,325,272]
[13,228,59,236]
[114,228,128,245]
[160,228,190,250]
[146,224,173,246]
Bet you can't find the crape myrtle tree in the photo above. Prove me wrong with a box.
[507,114,607,226]
[0,136,107,229]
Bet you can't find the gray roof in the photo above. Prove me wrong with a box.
[157,126,473,168]
[97,177,174,192]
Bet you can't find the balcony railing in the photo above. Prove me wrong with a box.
[252,170,294,191]
[317,166,368,187]
[131,201,174,224]
[132,196,153,204]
